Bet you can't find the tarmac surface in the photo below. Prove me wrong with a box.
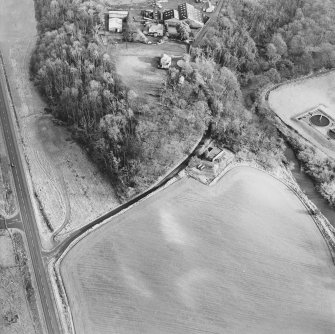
[0,57,60,333]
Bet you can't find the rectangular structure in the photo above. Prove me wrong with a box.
[108,10,129,19]
[178,3,202,23]
[109,17,123,32]
[163,9,179,21]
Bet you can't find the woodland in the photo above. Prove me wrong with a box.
[31,0,335,201]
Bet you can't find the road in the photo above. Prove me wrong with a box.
[50,129,209,258]
[0,58,60,333]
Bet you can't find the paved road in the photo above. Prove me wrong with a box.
[0,214,22,229]
[0,59,60,333]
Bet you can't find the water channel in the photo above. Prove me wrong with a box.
[285,147,335,228]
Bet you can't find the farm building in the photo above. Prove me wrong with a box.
[163,9,179,20]
[148,23,164,36]
[204,145,233,163]
[178,3,203,26]
[108,10,128,32]
[142,9,154,19]
[144,9,162,20]
[108,17,123,32]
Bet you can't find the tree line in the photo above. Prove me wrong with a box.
[198,0,335,205]
[32,0,335,203]
[201,0,335,92]
[31,0,209,197]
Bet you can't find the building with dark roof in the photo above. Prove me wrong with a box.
[163,9,179,21]
[178,3,202,24]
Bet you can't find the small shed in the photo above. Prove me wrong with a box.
[160,54,172,69]
[203,0,215,13]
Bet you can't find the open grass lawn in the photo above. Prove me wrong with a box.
[268,71,335,158]
[61,167,335,334]
[109,42,186,103]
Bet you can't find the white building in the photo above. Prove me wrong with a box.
[108,10,128,32]
[109,17,123,32]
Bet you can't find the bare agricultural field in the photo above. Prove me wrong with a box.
[109,42,186,103]
[268,71,335,159]
[61,167,335,334]
[0,0,119,246]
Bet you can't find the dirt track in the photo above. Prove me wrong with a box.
[61,167,335,334]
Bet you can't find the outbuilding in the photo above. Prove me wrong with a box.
[203,0,215,13]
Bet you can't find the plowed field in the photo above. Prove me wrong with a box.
[61,167,335,334]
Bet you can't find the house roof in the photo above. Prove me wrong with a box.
[148,23,164,33]
[108,10,128,19]
[165,17,180,26]
[206,147,221,160]
[205,146,234,162]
